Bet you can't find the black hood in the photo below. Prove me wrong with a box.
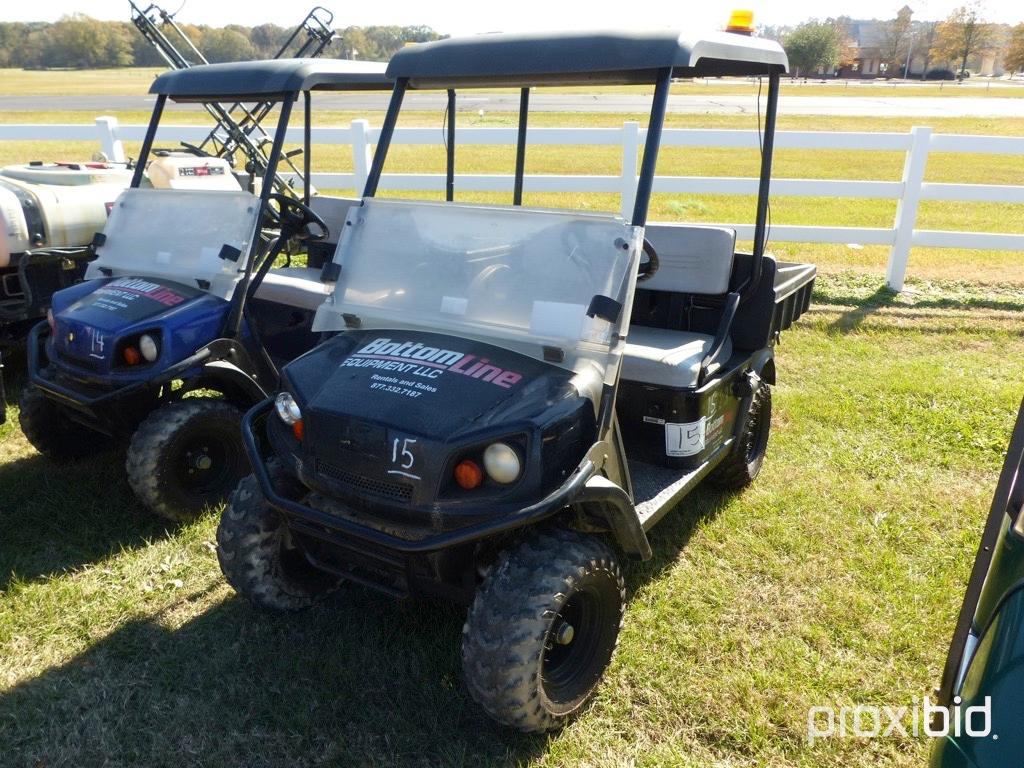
[288,330,575,441]
[281,330,596,510]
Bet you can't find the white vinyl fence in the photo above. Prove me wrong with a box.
[3,115,1023,291]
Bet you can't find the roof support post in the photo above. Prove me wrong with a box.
[630,68,671,227]
[364,78,407,198]
[303,90,312,205]
[445,89,456,202]
[748,70,780,301]
[513,87,529,205]
[131,94,165,188]
[228,95,294,339]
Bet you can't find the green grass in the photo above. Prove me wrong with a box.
[2,272,1022,766]
[2,67,1023,98]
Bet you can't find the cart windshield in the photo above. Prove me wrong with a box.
[86,188,260,299]
[314,199,641,384]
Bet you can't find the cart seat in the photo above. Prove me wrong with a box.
[253,267,332,311]
[308,195,359,238]
[641,223,736,295]
[622,224,737,388]
[622,326,730,389]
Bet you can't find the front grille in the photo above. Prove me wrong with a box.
[314,459,413,503]
[60,353,103,374]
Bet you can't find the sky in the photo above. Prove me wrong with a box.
[4,0,1022,32]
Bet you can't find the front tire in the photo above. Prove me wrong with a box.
[217,469,341,611]
[461,528,625,732]
[126,398,247,521]
[18,383,107,459]
[709,381,772,490]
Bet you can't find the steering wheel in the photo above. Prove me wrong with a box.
[638,238,659,282]
[264,193,329,242]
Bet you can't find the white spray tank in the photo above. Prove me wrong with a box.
[0,155,240,267]
[0,162,134,267]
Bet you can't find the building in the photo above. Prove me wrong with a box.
[838,15,928,78]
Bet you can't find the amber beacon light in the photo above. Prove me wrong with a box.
[725,9,755,35]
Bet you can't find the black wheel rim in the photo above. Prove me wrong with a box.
[745,394,771,466]
[171,429,244,504]
[540,580,619,713]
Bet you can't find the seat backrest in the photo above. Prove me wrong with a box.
[641,224,736,296]
[309,195,360,246]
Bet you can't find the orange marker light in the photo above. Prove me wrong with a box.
[123,346,142,365]
[454,459,484,490]
[292,419,305,442]
[725,9,755,35]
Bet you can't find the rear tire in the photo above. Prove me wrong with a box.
[709,381,772,490]
[18,383,107,459]
[217,469,341,611]
[461,528,625,732]
[126,398,247,522]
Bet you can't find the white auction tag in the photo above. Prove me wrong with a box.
[665,418,706,457]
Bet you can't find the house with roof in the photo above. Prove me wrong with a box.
[838,14,929,78]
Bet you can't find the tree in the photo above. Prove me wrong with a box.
[931,3,997,77]
[1005,23,1024,74]
[12,25,48,69]
[336,27,376,60]
[915,21,939,78]
[0,16,443,70]
[784,21,843,77]
[756,25,791,43]
[198,27,257,64]
[829,17,858,69]
[40,15,132,68]
[250,23,289,58]
[879,6,914,73]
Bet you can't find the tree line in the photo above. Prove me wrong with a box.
[765,3,1024,78]
[0,14,443,69]
[4,7,1023,77]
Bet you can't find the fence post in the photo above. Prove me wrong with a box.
[886,125,931,291]
[94,115,125,163]
[351,119,373,196]
[620,121,640,219]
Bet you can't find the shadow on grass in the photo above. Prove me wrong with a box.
[0,450,175,591]
[1,353,176,590]
[0,587,550,766]
[0,484,730,766]
[815,285,1024,335]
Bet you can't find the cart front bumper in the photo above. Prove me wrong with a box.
[27,321,211,427]
[242,397,597,597]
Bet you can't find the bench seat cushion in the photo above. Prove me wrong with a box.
[253,266,331,311]
[622,325,731,389]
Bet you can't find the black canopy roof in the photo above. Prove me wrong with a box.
[150,58,390,100]
[387,30,788,87]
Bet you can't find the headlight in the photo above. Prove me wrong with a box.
[483,442,521,484]
[275,391,302,425]
[139,333,159,362]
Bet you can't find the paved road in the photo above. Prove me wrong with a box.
[4,92,1024,117]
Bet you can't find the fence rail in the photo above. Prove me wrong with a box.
[3,116,1023,291]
